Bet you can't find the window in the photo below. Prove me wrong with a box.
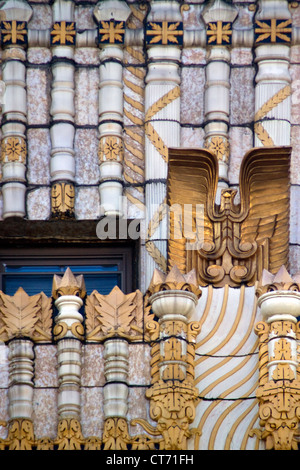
[0,243,135,297]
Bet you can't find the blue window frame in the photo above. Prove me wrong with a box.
[0,244,134,297]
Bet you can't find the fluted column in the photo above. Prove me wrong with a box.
[0,0,32,218]
[254,0,292,147]
[49,0,76,218]
[144,0,182,287]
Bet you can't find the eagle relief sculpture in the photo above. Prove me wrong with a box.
[167,146,291,287]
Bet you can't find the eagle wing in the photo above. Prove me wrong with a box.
[240,146,291,274]
[167,147,218,274]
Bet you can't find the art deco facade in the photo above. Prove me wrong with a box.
[0,0,300,451]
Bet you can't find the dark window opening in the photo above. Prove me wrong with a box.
[0,243,135,297]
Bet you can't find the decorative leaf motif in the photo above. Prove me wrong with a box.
[85,286,149,341]
[0,288,52,342]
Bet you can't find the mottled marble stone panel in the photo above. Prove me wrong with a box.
[127,387,151,433]
[291,126,300,184]
[0,192,3,221]
[75,68,99,126]
[0,391,9,438]
[289,185,300,246]
[34,345,58,388]
[230,66,255,125]
[75,129,99,185]
[81,387,104,439]
[28,4,52,29]
[75,187,101,220]
[81,344,105,387]
[27,47,52,64]
[289,244,300,276]
[228,126,253,185]
[231,48,253,66]
[291,4,300,27]
[181,67,205,125]
[181,48,206,66]
[27,128,51,185]
[128,344,151,385]
[180,126,205,148]
[74,48,100,66]
[75,6,97,30]
[0,344,9,389]
[26,187,51,220]
[33,389,58,440]
[27,68,51,125]
[290,65,300,126]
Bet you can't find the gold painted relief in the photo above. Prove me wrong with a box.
[51,182,75,219]
[251,268,300,450]
[206,21,233,45]
[205,136,229,163]
[0,288,52,343]
[98,136,124,162]
[50,21,76,46]
[133,267,201,450]
[0,21,27,46]
[167,146,291,287]
[1,136,27,164]
[85,285,152,342]
[254,19,292,44]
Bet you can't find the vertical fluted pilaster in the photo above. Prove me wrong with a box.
[144,0,182,287]
[254,0,292,147]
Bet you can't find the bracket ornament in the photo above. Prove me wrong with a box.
[135,266,201,450]
[252,266,300,450]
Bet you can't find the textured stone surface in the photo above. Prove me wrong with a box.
[75,187,101,220]
[33,389,57,439]
[26,187,51,220]
[34,345,58,388]
[230,66,255,125]
[27,68,51,125]
[75,68,99,126]
[181,66,205,125]
[27,129,51,185]
[228,126,253,185]
[74,129,99,185]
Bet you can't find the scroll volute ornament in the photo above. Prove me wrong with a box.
[167,146,291,287]
[134,266,201,450]
[253,266,300,450]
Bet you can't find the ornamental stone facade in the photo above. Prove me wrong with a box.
[0,0,300,451]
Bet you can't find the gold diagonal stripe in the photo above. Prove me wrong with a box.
[123,77,144,97]
[254,122,274,146]
[124,128,144,146]
[254,85,291,121]
[124,107,144,126]
[145,240,167,272]
[124,93,144,112]
[124,141,144,160]
[145,122,168,162]
[147,197,167,239]
[145,86,180,122]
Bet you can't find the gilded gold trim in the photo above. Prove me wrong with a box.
[167,146,291,287]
